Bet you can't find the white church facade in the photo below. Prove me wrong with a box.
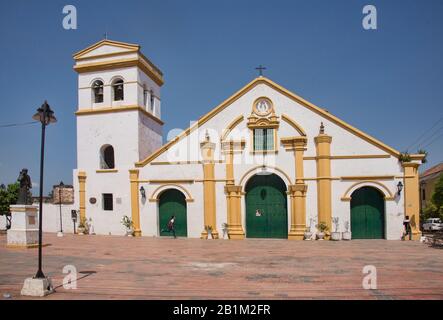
[72,39,424,240]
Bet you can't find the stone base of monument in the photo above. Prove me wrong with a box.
[21,277,54,297]
[7,205,39,248]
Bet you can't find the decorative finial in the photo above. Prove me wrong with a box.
[205,130,210,142]
[104,32,108,40]
[319,122,325,134]
[255,65,267,77]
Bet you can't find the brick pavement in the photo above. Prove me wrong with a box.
[0,233,442,300]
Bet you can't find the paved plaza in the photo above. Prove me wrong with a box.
[1,233,443,300]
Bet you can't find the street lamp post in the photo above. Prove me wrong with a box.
[32,101,57,279]
[57,181,64,237]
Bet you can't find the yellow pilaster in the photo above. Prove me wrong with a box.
[402,162,421,240]
[129,169,142,237]
[78,171,87,222]
[288,184,308,239]
[201,137,219,239]
[222,140,246,239]
[225,185,245,239]
[281,136,308,240]
[314,126,333,235]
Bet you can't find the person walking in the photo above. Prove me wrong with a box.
[402,215,411,240]
[161,215,177,238]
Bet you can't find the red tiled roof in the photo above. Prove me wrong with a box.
[420,162,443,178]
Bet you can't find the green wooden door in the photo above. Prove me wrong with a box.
[351,187,385,239]
[159,189,187,237]
[245,174,288,239]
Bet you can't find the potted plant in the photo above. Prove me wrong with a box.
[304,217,315,240]
[304,227,313,240]
[221,223,229,239]
[205,225,213,239]
[121,215,134,236]
[331,217,341,241]
[342,221,352,240]
[316,221,329,240]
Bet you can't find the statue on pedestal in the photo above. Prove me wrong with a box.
[17,169,32,205]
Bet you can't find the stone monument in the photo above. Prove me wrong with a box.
[7,169,39,248]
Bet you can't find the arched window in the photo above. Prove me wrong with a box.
[112,78,124,101]
[100,145,115,169]
[92,80,104,103]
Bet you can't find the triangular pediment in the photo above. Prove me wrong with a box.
[73,39,140,60]
[136,77,410,167]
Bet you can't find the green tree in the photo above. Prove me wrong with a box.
[0,182,19,216]
[432,173,443,209]
[423,173,443,220]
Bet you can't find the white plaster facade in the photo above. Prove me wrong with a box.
[72,40,422,240]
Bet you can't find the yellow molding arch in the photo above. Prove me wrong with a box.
[239,166,293,191]
[341,180,395,201]
[149,184,194,202]
[221,115,244,141]
[281,114,307,136]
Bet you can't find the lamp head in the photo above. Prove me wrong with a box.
[32,101,57,125]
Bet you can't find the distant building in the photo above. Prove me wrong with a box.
[32,185,74,204]
[420,163,443,211]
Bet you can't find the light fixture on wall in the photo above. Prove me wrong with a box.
[139,186,146,199]
[397,181,404,196]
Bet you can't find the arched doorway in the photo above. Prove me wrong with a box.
[245,174,288,239]
[351,187,385,239]
[159,189,187,237]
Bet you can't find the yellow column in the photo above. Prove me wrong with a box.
[78,171,87,222]
[222,140,246,239]
[403,162,421,240]
[225,185,244,239]
[281,137,308,240]
[288,184,308,239]
[129,169,142,237]
[200,137,219,239]
[314,124,332,235]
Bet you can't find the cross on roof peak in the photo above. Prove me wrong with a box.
[255,65,267,77]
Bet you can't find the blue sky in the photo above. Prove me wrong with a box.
[0,0,442,194]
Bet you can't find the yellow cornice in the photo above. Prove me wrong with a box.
[139,179,194,184]
[280,136,308,151]
[341,175,395,181]
[73,39,140,59]
[74,49,138,61]
[303,154,391,160]
[75,105,164,125]
[73,57,164,86]
[135,76,401,168]
[410,154,426,161]
[314,134,332,144]
[402,162,420,168]
[221,139,246,154]
[96,169,118,173]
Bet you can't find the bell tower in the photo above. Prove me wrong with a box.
[72,39,164,235]
[73,39,164,170]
